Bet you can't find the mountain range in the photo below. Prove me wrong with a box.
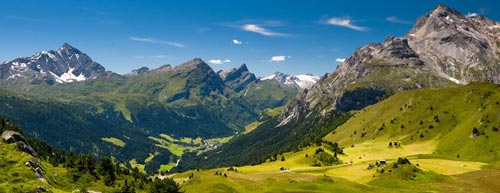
[0,43,318,173]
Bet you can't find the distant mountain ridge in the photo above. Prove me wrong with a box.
[260,72,320,90]
[0,43,105,84]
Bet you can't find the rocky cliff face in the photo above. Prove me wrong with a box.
[218,64,257,92]
[0,43,106,84]
[278,5,500,125]
[406,5,500,84]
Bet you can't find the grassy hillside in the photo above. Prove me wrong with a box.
[325,82,500,162]
[242,80,298,112]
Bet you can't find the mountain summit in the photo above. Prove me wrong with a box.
[406,4,500,84]
[0,43,105,84]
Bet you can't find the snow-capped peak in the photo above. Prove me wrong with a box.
[260,72,319,89]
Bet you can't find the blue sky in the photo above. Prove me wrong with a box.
[0,0,498,77]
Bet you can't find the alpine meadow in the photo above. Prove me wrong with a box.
[1,1,500,193]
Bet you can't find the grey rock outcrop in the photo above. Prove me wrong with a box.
[127,66,150,76]
[2,130,46,183]
[1,130,25,143]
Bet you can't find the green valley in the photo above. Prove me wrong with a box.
[172,83,500,193]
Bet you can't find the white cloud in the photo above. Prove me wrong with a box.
[335,58,345,63]
[208,59,231,64]
[385,16,412,24]
[466,12,479,18]
[242,24,288,37]
[233,39,243,44]
[268,55,289,62]
[323,17,367,31]
[129,36,184,48]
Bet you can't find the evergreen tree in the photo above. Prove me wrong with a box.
[150,178,182,193]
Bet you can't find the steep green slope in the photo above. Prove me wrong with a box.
[325,82,500,162]
[242,80,298,112]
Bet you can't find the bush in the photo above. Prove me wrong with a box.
[150,178,181,193]
[472,127,480,136]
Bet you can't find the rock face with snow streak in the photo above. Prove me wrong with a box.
[406,5,500,84]
[0,43,105,84]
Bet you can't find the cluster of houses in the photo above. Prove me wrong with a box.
[195,140,222,152]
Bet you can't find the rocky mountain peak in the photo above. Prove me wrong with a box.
[406,4,499,84]
[0,44,105,84]
[277,4,500,127]
[218,63,257,92]
[432,4,461,16]
[176,58,212,72]
[58,43,81,53]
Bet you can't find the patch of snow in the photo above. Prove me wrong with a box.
[284,76,295,85]
[10,62,27,71]
[445,16,453,22]
[277,108,297,127]
[488,25,500,30]
[260,74,276,80]
[448,77,467,85]
[49,68,87,83]
[295,74,320,89]
[7,71,23,80]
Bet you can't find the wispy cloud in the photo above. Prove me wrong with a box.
[465,12,479,18]
[386,16,412,25]
[322,17,368,31]
[208,59,231,64]
[4,15,48,22]
[233,39,243,45]
[242,24,288,37]
[335,58,345,63]
[268,55,289,62]
[151,55,168,59]
[129,36,184,48]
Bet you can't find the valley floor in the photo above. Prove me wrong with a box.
[173,139,500,193]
